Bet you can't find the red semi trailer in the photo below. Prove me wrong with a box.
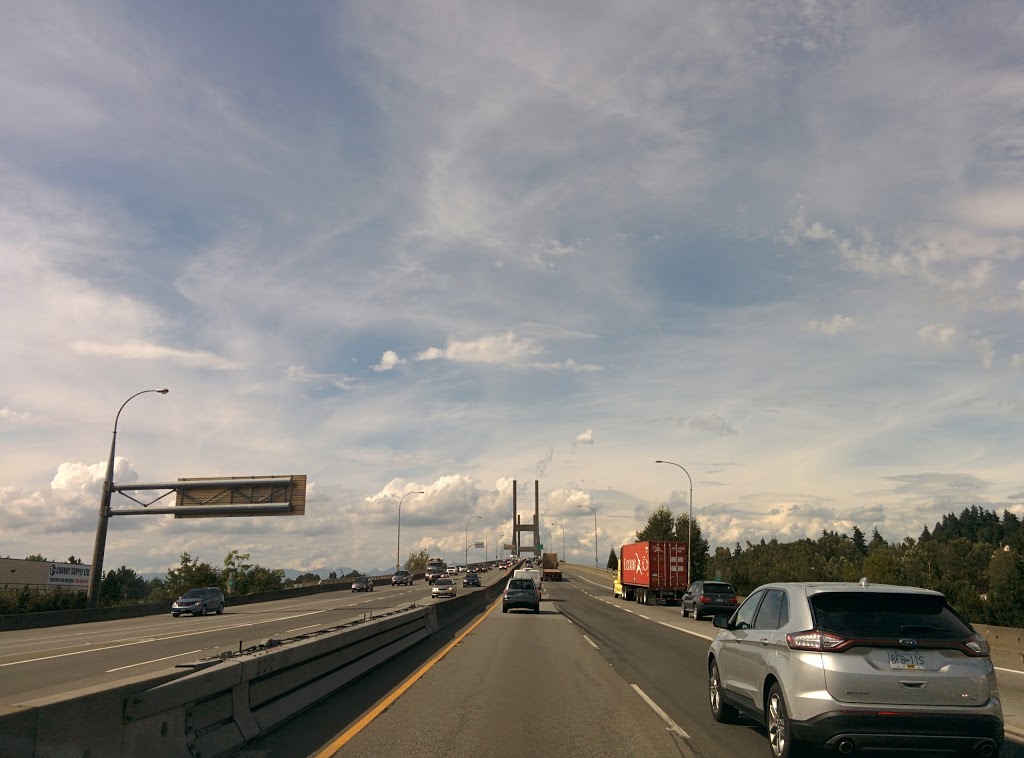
[613,540,688,605]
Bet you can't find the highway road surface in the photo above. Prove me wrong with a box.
[230,565,1024,758]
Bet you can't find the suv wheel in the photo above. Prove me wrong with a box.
[216,604,224,615]
[198,604,208,616]
[709,659,738,723]
[766,683,801,758]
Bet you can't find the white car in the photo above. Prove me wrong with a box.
[431,578,457,598]
[446,566,458,575]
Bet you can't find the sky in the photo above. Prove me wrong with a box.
[2,1,1024,577]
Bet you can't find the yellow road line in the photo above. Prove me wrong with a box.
[312,597,501,757]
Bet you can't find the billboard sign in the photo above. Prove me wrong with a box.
[48,562,91,588]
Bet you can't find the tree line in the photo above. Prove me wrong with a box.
[614,504,1024,628]
[1,546,437,615]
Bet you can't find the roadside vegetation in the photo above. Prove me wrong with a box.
[612,504,1024,628]
[5,507,1023,626]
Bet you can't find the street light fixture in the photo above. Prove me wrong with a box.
[87,388,169,605]
[576,505,598,569]
[655,459,693,585]
[396,491,425,571]
[465,515,481,567]
[548,522,565,558]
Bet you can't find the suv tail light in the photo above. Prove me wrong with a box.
[786,629,851,652]
[963,632,991,657]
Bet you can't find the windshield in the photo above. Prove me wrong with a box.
[182,589,206,598]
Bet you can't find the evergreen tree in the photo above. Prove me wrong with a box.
[99,565,148,606]
[607,548,618,570]
[635,507,675,541]
[851,525,868,555]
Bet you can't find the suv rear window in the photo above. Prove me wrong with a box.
[703,582,735,594]
[810,592,971,639]
[509,579,534,589]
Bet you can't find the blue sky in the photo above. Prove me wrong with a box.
[2,2,1023,575]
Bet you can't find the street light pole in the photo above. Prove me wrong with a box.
[396,491,424,571]
[655,459,693,585]
[465,515,480,567]
[576,505,598,569]
[548,522,565,558]
[87,388,169,605]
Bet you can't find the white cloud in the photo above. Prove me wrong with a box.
[805,314,857,335]
[969,337,996,369]
[688,414,738,437]
[416,331,541,365]
[918,325,957,349]
[286,365,357,391]
[575,429,595,445]
[958,189,1024,232]
[0,407,33,423]
[373,350,405,372]
[70,340,241,370]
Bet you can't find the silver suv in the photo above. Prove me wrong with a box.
[707,580,1003,757]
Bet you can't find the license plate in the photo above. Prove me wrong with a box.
[887,650,927,670]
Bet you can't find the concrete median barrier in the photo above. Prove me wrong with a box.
[0,579,513,758]
[0,605,440,757]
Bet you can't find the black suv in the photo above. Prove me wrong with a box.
[681,580,738,620]
[171,587,226,617]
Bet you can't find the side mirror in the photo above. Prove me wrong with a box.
[713,614,731,629]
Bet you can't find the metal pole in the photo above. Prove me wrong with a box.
[655,460,693,584]
[396,491,424,571]
[87,388,168,605]
[465,515,480,567]
[577,505,598,569]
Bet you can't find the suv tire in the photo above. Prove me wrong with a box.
[198,604,208,616]
[709,659,738,723]
[766,683,801,758]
